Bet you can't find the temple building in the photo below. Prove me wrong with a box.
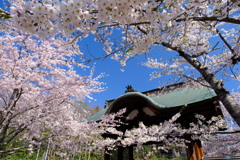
[87,81,223,160]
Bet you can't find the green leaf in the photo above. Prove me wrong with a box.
[3,15,11,19]
[126,47,133,53]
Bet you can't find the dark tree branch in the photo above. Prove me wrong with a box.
[178,16,240,25]
[0,124,27,150]
[182,75,211,88]
[0,146,28,159]
[191,41,220,58]
[215,130,240,134]
[97,21,151,29]
[215,29,240,64]
[216,29,234,53]
[0,123,9,145]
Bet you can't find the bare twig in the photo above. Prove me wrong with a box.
[216,29,234,53]
[182,75,212,88]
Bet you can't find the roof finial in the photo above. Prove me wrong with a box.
[125,85,138,93]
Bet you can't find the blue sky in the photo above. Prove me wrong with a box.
[78,35,239,108]
[78,34,169,107]
[0,1,239,108]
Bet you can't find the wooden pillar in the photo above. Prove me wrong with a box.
[104,147,110,160]
[186,139,204,160]
[113,146,133,160]
[186,140,196,160]
[128,146,134,160]
[195,140,204,158]
[118,146,123,160]
[194,141,201,160]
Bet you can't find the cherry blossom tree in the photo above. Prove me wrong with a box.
[202,103,240,157]
[3,0,239,127]
[0,34,231,160]
[203,132,240,157]
[0,29,106,157]
[0,0,240,158]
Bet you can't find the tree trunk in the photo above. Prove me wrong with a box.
[161,42,240,127]
[181,51,240,127]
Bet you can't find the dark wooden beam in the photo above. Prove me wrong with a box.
[104,148,110,160]
[118,146,123,160]
[129,146,134,160]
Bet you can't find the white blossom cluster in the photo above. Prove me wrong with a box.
[0,29,105,157]
[10,0,239,38]
[10,0,90,37]
[203,132,240,157]
[7,0,240,74]
[98,112,226,156]
[10,0,165,37]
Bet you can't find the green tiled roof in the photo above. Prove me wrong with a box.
[151,87,216,108]
[86,107,108,122]
[86,87,217,122]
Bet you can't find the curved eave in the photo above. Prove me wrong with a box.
[106,92,166,114]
